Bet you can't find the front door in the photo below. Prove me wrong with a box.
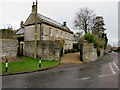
[20,42,24,56]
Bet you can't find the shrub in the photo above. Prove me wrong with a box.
[72,49,78,53]
[0,29,15,39]
[84,33,94,43]
[64,50,68,54]
[68,49,72,53]
[93,36,106,48]
[84,33,106,49]
[64,49,78,54]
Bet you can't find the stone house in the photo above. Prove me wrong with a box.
[16,3,74,53]
[16,3,74,60]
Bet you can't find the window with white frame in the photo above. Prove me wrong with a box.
[69,34,71,40]
[61,31,63,38]
[56,30,58,37]
[66,33,67,39]
[49,27,52,36]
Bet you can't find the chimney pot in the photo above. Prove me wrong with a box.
[32,2,36,13]
[33,2,35,5]
[20,21,24,28]
[63,22,66,27]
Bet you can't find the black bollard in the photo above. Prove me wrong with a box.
[5,59,8,72]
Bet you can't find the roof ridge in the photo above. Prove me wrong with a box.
[38,13,73,34]
[38,13,63,26]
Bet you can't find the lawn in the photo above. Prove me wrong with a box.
[0,56,59,74]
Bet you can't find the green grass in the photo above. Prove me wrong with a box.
[0,56,59,74]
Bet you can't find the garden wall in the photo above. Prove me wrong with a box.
[80,41,104,62]
[0,39,18,57]
[24,40,61,60]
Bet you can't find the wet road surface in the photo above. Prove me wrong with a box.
[2,52,119,88]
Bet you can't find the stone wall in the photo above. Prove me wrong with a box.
[24,40,61,60]
[0,39,18,57]
[81,41,104,62]
[100,48,104,56]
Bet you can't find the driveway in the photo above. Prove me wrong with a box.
[61,52,83,63]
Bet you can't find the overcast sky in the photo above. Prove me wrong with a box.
[0,0,119,47]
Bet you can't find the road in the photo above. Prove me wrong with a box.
[2,52,119,88]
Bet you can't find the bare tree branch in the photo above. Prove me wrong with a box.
[74,7,96,34]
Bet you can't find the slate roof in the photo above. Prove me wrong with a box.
[16,13,73,35]
[38,14,62,27]
[38,14,73,33]
[16,28,24,35]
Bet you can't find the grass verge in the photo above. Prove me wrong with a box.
[0,56,59,74]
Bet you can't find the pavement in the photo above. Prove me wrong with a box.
[2,52,119,88]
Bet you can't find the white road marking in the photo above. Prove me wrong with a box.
[76,61,118,81]
[76,77,92,80]
[76,73,118,81]
[98,73,117,77]
[80,77,92,80]
[112,62,119,70]
[109,63,116,74]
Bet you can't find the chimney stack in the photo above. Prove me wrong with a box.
[63,22,66,27]
[32,2,37,13]
[20,21,24,28]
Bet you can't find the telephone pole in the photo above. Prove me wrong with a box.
[34,0,38,59]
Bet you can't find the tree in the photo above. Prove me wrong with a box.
[0,28,15,39]
[74,7,96,34]
[75,31,83,38]
[74,31,83,42]
[92,16,106,37]
[92,16,108,48]
[103,33,108,49]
